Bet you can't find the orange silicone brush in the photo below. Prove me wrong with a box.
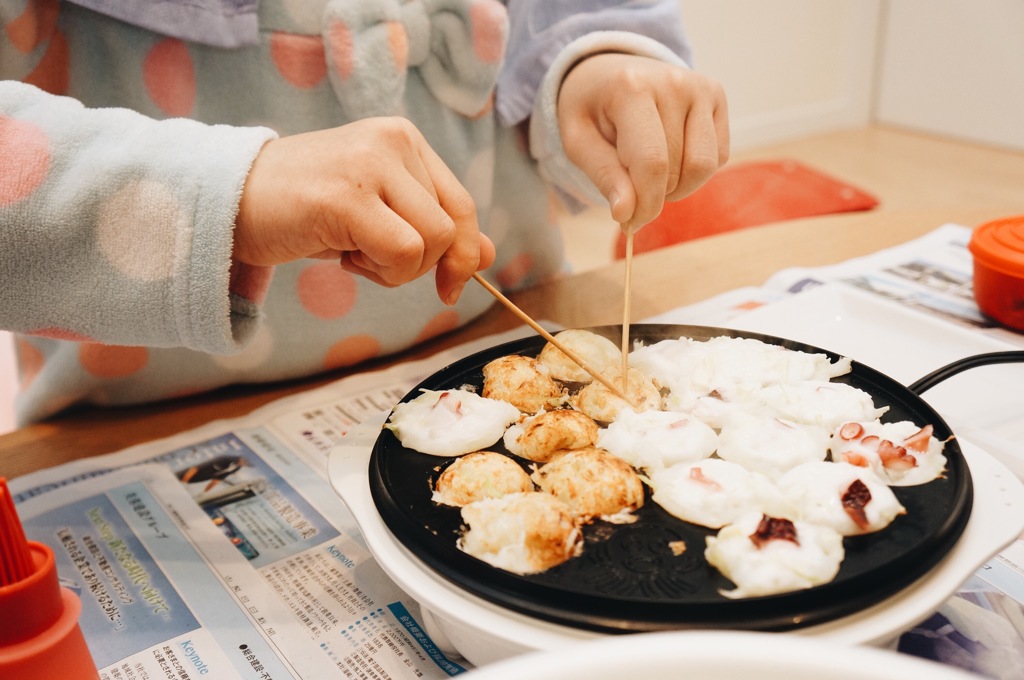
[0,477,100,679]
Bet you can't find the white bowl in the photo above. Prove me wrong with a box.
[328,426,1024,667]
[459,629,979,680]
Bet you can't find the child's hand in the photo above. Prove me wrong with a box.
[234,117,495,305]
[557,53,730,231]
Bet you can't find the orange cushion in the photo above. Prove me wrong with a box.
[613,159,879,258]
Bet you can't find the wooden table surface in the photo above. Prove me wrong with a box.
[3,126,1024,480]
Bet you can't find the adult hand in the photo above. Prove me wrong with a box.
[557,53,730,231]
[235,117,495,305]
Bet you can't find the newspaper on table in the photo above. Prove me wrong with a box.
[648,223,1024,344]
[8,328,534,680]
[7,224,1024,679]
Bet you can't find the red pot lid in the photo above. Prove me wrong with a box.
[969,216,1024,275]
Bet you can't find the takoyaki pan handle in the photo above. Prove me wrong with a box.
[908,351,1024,395]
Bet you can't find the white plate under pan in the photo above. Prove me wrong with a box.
[329,431,1024,667]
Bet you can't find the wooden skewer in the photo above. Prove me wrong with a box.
[472,273,637,406]
[621,224,635,392]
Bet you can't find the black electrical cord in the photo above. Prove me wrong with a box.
[908,351,1024,394]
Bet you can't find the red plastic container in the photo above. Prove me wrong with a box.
[1,478,99,680]
[969,216,1024,331]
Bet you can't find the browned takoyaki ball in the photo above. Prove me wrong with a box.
[482,354,567,413]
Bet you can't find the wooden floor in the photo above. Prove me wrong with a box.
[561,125,1024,272]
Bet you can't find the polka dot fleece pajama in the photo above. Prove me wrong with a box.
[0,0,691,425]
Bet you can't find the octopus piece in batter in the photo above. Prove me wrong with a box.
[458,492,583,575]
[830,420,947,486]
[716,413,831,481]
[432,451,535,507]
[777,461,906,535]
[647,458,792,530]
[536,329,621,383]
[503,408,600,463]
[596,408,718,471]
[531,447,645,522]
[748,380,888,431]
[705,511,845,598]
[386,388,520,457]
[481,354,567,414]
[571,366,662,423]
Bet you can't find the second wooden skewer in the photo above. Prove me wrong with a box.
[621,224,635,392]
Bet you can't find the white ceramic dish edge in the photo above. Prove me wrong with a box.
[458,629,980,680]
[328,434,1024,667]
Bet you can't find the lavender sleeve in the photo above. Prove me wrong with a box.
[497,0,693,126]
[0,81,277,353]
[498,0,694,208]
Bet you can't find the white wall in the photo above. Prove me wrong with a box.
[679,0,1024,153]
[679,0,882,151]
[874,0,1024,151]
